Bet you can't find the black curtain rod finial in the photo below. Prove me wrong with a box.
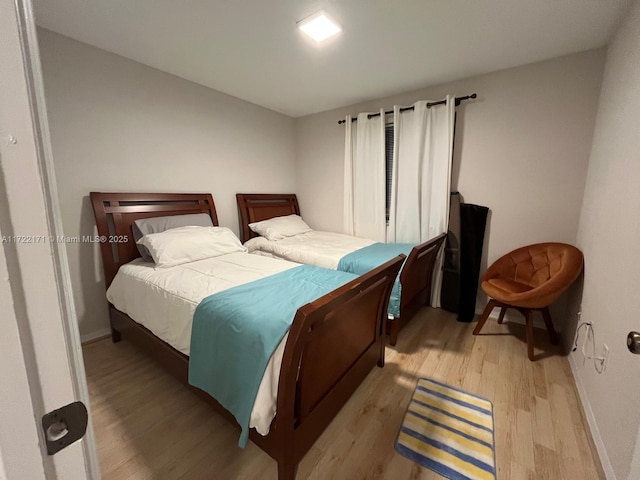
[455,93,477,107]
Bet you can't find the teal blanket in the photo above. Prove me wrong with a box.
[337,243,414,317]
[188,265,357,447]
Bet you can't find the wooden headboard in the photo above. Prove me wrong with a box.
[236,193,300,243]
[90,192,218,288]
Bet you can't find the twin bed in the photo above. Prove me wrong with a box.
[90,192,403,480]
[236,193,446,346]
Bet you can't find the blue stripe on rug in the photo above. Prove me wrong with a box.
[416,384,493,416]
[406,410,494,450]
[395,378,496,480]
[421,377,492,400]
[400,426,495,473]
[395,442,475,480]
[412,398,494,433]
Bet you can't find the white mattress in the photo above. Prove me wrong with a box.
[106,252,299,435]
[244,230,375,269]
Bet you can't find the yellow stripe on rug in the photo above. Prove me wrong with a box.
[418,378,490,410]
[412,389,493,430]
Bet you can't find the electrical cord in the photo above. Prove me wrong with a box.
[571,321,591,352]
[572,320,606,373]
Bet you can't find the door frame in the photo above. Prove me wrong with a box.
[0,0,99,477]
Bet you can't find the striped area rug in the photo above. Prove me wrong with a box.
[395,378,496,480]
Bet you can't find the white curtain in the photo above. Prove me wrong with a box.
[343,109,386,241]
[388,96,455,306]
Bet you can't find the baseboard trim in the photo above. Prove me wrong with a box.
[568,353,616,479]
[81,328,111,345]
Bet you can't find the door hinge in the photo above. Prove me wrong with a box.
[41,401,88,455]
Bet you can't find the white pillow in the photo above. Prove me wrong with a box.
[248,214,312,241]
[137,226,247,268]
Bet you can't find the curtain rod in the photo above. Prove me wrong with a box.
[337,93,477,125]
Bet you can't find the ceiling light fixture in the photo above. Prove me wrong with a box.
[297,11,341,43]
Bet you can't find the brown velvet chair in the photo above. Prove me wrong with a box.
[473,242,584,361]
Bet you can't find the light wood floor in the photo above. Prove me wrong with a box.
[83,308,604,479]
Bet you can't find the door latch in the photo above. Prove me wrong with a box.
[41,401,88,455]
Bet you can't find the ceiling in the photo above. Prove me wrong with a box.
[34,0,629,118]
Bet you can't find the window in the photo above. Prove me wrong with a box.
[385,124,394,222]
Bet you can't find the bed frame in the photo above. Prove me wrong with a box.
[90,192,403,480]
[236,193,447,346]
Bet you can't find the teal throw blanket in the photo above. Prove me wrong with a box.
[188,265,357,447]
[337,243,414,317]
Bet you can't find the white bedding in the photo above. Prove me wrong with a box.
[106,252,299,436]
[244,230,375,269]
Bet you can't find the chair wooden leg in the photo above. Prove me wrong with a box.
[473,299,497,335]
[497,307,507,324]
[541,307,559,345]
[525,310,535,361]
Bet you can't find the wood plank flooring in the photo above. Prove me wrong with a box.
[83,308,604,479]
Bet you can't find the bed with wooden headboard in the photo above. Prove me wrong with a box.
[236,193,446,346]
[90,192,403,480]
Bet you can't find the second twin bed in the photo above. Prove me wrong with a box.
[237,193,446,345]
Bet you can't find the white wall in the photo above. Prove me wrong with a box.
[38,29,297,340]
[295,49,605,330]
[571,0,640,477]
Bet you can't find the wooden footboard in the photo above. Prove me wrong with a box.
[271,255,402,478]
[388,233,447,346]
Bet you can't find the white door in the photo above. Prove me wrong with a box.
[0,0,99,478]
